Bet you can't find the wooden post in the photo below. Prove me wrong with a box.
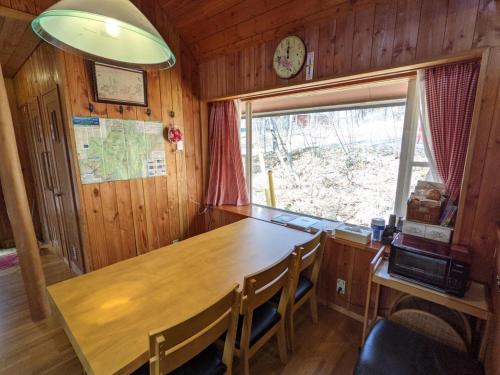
[267,170,276,208]
[0,64,50,321]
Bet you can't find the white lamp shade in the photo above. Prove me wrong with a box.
[32,0,175,69]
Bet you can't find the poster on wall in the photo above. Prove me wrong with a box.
[73,116,166,184]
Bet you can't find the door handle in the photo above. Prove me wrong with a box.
[50,110,60,142]
[41,151,54,191]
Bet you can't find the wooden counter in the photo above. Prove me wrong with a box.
[214,204,383,252]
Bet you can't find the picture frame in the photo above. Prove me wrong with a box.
[90,62,148,107]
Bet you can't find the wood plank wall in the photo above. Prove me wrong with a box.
[199,0,500,284]
[11,1,206,270]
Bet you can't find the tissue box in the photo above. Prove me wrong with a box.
[335,224,372,244]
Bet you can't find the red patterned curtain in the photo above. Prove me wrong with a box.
[425,61,480,201]
[206,101,249,206]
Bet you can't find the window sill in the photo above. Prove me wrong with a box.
[214,204,384,253]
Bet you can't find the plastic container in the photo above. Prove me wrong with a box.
[371,217,385,242]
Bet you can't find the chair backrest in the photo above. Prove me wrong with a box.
[293,231,327,288]
[241,252,295,316]
[148,284,241,375]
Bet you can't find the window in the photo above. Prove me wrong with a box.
[241,79,433,226]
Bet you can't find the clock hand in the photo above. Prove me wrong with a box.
[287,46,290,59]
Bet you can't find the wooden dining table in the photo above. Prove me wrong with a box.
[48,218,312,375]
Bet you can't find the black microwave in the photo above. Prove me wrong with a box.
[389,233,470,297]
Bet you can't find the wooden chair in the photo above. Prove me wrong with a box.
[286,231,327,351]
[145,284,241,375]
[235,252,295,375]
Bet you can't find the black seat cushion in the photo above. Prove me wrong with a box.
[235,301,281,349]
[132,344,226,375]
[294,275,314,302]
[355,319,484,375]
[271,275,314,305]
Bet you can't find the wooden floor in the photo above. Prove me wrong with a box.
[0,251,362,375]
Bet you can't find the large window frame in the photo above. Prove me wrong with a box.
[242,77,427,221]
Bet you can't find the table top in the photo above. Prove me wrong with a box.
[48,218,312,375]
[373,261,491,320]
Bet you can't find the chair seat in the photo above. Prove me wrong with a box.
[235,302,281,349]
[271,275,314,305]
[294,275,314,302]
[355,319,484,375]
[132,344,226,375]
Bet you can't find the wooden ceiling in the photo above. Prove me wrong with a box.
[159,0,368,61]
[0,7,41,78]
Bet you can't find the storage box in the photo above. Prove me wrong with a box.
[424,225,453,243]
[402,220,453,244]
[406,198,443,225]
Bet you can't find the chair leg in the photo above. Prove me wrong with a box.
[277,322,288,364]
[287,308,295,352]
[309,293,318,324]
[240,352,250,375]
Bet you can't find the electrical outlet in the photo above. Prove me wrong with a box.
[336,278,346,295]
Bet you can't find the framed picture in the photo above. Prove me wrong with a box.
[91,62,148,107]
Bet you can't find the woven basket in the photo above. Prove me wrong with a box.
[389,309,467,352]
[389,294,472,349]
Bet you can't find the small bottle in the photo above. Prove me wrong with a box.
[396,216,403,233]
[371,217,385,242]
[382,214,396,244]
[388,214,396,228]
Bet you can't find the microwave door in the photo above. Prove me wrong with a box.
[393,249,448,287]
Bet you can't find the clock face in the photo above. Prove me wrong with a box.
[273,36,306,79]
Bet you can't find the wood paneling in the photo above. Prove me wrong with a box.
[0,8,41,78]
[370,0,397,67]
[0,0,56,15]
[199,0,500,287]
[11,2,206,270]
[415,0,448,59]
[70,3,205,270]
[159,0,376,61]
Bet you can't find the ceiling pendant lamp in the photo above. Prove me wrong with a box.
[31,0,175,69]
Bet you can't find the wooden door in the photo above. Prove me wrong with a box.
[26,98,65,259]
[41,87,84,273]
[19,105,50,243]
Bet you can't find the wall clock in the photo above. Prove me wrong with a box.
[273,36,306,79]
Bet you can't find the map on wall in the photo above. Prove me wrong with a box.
[73,116,166,184]
[93,63,146,105]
